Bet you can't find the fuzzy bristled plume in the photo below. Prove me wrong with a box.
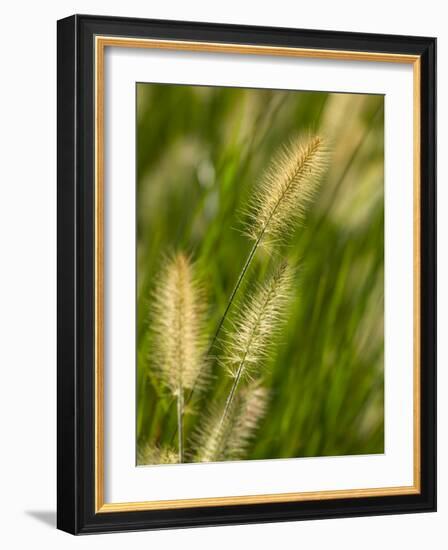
[223,261,294,382]
[244,134,328,247]
[152,252,208,394]
[137,444,178,466]
[204,135,326,367]
[214,261,294,433]
[224,382,269,461]
[192,381,269,463]
[151,252,208,461]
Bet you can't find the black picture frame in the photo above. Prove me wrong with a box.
[57,14,436,534]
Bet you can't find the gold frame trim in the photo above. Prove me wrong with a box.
[94,36,421,513]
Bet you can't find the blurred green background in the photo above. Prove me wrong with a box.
[136,83,384,461]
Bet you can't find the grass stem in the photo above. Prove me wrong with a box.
[177,390,184,462]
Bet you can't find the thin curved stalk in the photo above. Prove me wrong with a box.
[209,239,259,353]
[177,391,184,462]
[217,360,244,435]
[180,238,260,414]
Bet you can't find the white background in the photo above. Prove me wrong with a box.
[0,1,444,548]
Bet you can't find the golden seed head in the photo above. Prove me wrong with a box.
[151,252,208,395]
[222,261,295,381]
[225,381,269,461]
[137,444,179,466]
[192,381,269,463]
[244,134,328,247]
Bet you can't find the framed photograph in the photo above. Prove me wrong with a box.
[57,14,436,534]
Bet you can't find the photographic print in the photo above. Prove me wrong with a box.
[58,16,436,533]
[136,84,385,466]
